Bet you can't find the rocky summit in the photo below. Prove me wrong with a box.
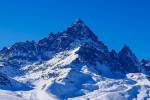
[0,19,150,100]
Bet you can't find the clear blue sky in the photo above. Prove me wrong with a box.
[0,0,150,59]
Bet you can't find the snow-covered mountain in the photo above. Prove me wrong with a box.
[0,19,150,100]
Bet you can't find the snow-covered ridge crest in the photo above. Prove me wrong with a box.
[18,47,80,81]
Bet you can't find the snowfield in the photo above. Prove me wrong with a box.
[1,73,150,100]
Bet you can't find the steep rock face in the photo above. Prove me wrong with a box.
[76,43,110,66]
[108,50,122,72]
[118,45,140,73]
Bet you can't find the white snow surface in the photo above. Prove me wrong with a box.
[0,48,150,100]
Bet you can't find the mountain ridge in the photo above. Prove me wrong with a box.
[0,19,150,100]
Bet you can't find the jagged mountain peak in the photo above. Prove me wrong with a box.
[65,19,98,41]
[69,18,86,29]
[120,45,132,53]
[119,45,138,62]
[118,45,140,72]
[0,19,107,63]
[119,45,138,60]
[73,18,84,25]
[0,20,139,71]
[119,45,137,57]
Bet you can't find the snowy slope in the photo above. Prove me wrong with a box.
[0,48,150,100]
